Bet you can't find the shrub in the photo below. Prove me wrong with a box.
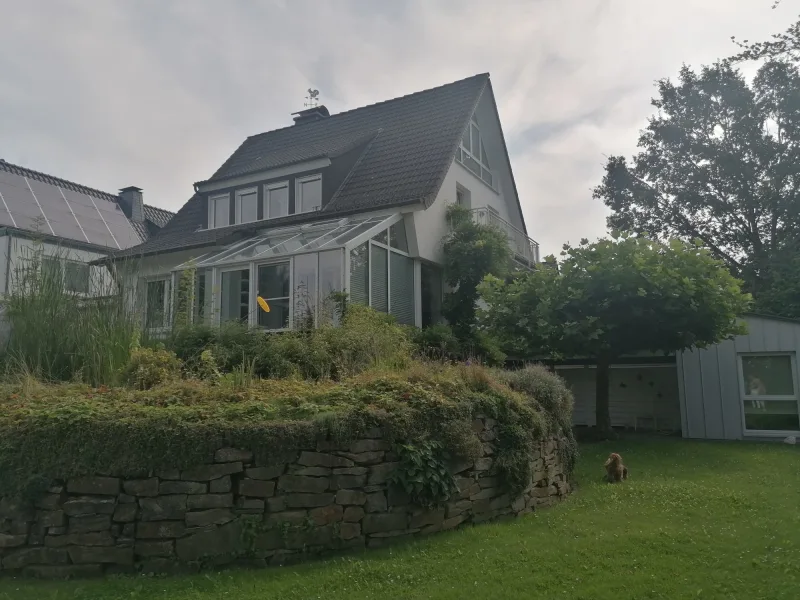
[412,324,506,366]
[388,439,458,507]
[120,346,182,390]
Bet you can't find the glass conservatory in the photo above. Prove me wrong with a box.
[156,213,425,331]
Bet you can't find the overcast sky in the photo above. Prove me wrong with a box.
[0,0,794,255]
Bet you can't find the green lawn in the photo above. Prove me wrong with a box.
[2,437,799,600]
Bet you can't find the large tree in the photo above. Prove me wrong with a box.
[478,235,750,438]
[593,57,800,315]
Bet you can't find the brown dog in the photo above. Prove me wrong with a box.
[604,453,628,483]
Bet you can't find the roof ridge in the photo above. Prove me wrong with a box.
[245,73,490,141]
[0,159,119,202]
[144,204,176,217]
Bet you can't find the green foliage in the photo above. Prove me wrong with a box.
[593,55,800,317]
[388,439,458,508]
[170,304,412,382]
[480,235,750,436]
[0,363,574,499]
[411,323,506,366]
[120,346,182,390]
[442,204,511,335]
[3,244,138,385]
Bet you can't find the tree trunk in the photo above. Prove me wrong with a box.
[595,353,615,440]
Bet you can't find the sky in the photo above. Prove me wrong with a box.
[0,0,795,256]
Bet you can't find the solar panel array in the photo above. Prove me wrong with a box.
[0,169,142,249]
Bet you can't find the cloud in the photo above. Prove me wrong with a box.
[0,0,793,255]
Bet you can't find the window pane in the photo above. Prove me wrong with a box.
[213,196,229,227]
[390,252,414,325]
[64,262,89,294]
[372,228,388,245]
[742,355,795,396]
[349,242,369,305]
[258,298,290,330]
[370,244,388,313]
[258,262,290,299]
[421,263,442,327]
[744,400,800,431]
[389,222,409,252]
[41,257,63,287]
[293,253,318,327]
[267,184,289,219]
[481,142,490,167]
[298,177,322,213]
[220,269,249,323]
[462,127,470,152]
[319,250,343,325]
[146,280,167,328]
[463,154,480,177]
[194,271,207,323]
[471,124,480,156]
[239,191,258,224]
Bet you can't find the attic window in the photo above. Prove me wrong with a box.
[208,193,230,228]
[456,117,494,188]
[297,174,322,213]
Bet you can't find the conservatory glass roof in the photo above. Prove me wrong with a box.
[174,213,400,270]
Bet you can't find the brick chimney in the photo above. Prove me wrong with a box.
[118,186,144,223]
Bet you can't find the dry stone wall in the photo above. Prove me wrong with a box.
[0,417,571,579]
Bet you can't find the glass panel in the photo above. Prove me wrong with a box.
[258,298,290,330]
[293,253,318,327]
[297,224,350,251]
[258,262,290,299]
[239,191,258,224]
[454,147,462,163]
[42,257,63,287]
[482,167,493,187]
[213,196,229,228]
[298,177,322,213]
[481,142,490,167]
[471,124,480,157]
[390,252,414,325]
[462,127,471,152]
[266,184,289,219]
[389,222,408,252]
[319,250,343,325]
[372,229,388,245]
[327,217,385,247]
[463,154,480,177]
[744,401,800,431]
[220,269,249,323]
[146,279,167,328]
[370,244,388,313]
[349,242,369,305]
[742,355,795,396]
[65,261,89,294]
[194,270,207,323]
[421,263,442,327]
[257,262,290,330]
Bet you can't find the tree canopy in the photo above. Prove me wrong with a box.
[478,235,751,436]
[593,56,800,315]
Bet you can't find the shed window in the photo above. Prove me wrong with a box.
[739,354,800,432]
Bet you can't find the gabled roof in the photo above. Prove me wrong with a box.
[0,159,174,250]
[112,73,491,259]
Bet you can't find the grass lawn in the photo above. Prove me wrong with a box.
[2,436,799,600]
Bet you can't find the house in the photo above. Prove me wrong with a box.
[0,159,174,296]
[108,74,538,333]
[556,314,800,441]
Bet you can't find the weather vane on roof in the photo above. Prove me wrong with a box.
[305,89,320,108]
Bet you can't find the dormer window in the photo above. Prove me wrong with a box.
[265,181,289,219]
[208,193,230,228]
[235,188,258,224]
[456,115,494,188]
[296,174,322,213]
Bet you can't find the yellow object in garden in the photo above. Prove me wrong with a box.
[257,296,270,313]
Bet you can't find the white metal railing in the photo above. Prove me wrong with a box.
[468,207,540,264]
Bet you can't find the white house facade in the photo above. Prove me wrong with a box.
[109,74,538,334]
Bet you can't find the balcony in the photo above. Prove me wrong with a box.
[468,207,540,266]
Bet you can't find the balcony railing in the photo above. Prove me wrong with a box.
[468,207,540,265]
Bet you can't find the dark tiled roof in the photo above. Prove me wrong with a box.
[113,74,489,258]
[0,159,174,245]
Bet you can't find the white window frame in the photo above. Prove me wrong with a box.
[296,174,322,214]
[208,193,231,229]
[264,181,290,220]
[456,115,496,191]
[234,187,258,225]
[737,352,800,436]
[143,276,171,333]
[217,265,252,326]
